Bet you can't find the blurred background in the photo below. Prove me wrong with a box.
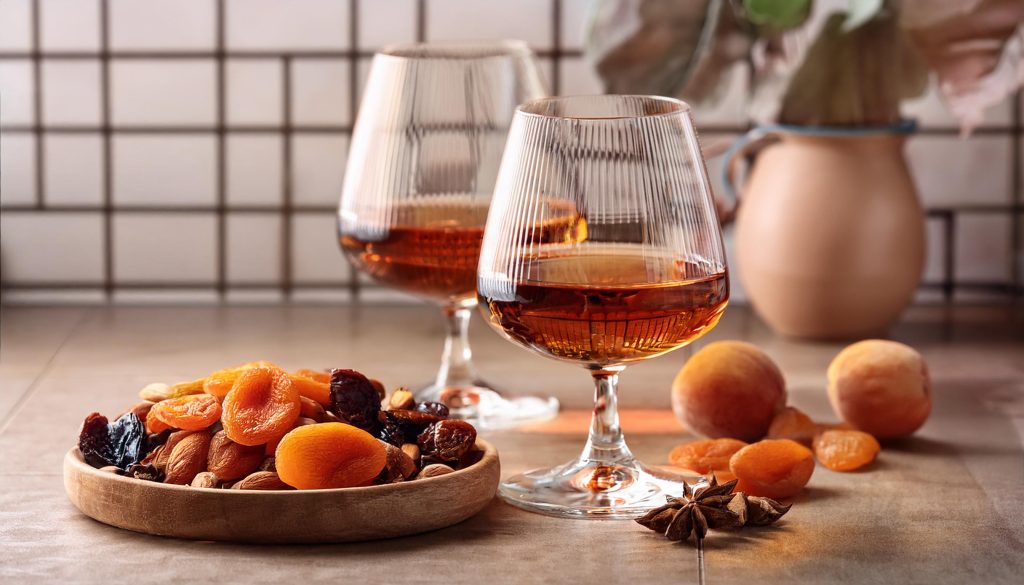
[0,0,1021,308]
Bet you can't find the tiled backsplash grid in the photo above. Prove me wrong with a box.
[0,0,1021,304]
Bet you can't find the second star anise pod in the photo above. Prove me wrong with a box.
[636,474,792,544]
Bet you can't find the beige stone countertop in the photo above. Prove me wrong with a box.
[2,304,1023,584]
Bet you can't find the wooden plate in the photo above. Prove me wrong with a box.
[63,440,499,543]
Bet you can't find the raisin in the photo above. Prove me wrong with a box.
[416,401,450,418]
[78,412,147,470]
[417,419,477,463]
[329,369,381,434]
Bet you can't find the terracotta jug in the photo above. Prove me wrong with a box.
[723,124,924,340]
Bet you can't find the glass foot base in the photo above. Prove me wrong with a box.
[498,456,703,519]
[414,382,559,431]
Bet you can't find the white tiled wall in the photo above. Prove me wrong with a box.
[0,0,1020,305]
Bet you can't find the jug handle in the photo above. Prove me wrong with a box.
[718,127,781,225]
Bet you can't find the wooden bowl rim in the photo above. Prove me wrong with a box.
[65,438,498,496]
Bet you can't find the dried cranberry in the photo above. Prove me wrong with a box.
[417,419,477,462]
[329,369,381,434]
[415,401,450,418]
[78,412,146,470]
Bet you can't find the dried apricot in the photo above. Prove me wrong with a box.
[813,429,880,472]
[145,413,172,434]
[729,439,815,499]
[275,422,387,490]
[207,430,265,480]
[294,369,331,384]
[766,406,818,445]
[149,394,221,431]
[203,361,278,399]
[289,373,332,407]
[668,438,747,474]
[221,367,301,446]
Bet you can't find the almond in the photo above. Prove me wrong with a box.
[190,471,219,488]
[388,389,415,410]
[380,441,417,482]
[207,430,264,481]
[417,463,455,479]
[299,396,326,422]
[231,471,290,490]
[164,432,211,485]
[153,430,196,472]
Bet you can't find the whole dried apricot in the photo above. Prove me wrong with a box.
[221,367,301,446]
[289,373,332,407]
[145,413,172,434]
[203,361,278,399]
[294,369,331,384]
[149,394,221,431]
[275,422,387,490]
[729,439,815,499]
[668,438,747,474]
[813,429,880,472]
[766,406,818,445]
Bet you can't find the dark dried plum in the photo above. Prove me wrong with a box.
[417,419,477,463]
[329,369,381,434]
[388,408,443,427]
[378,420,405,446]
[415,401,450,418]
[378,410,441,443]
[78,412,146,470]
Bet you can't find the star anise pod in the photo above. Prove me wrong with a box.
[635,474,792,544]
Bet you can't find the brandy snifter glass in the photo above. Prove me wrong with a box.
[338,41,560,429]
[478,95,729,518]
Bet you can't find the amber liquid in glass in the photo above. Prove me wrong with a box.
[341,198,586,302]
[480,247,728,365]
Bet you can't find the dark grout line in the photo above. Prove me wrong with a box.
[30,0,44,209]
[99,0,113,300]
[551,0,562,95]
[215,0,227,300]
[1010,90,1022,303]
[416,0,426,42]
[281,56,293,300]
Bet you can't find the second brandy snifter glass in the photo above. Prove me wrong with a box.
[338,41,562,429]
[478,95,729,518]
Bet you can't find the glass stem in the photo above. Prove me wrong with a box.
[434,304,480,390]
[579,367,634,464]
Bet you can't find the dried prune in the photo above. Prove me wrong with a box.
[378,420,405,447]
[329,369,381,434]
[415,401,450,418]
[78,412,147,470]
[379,409,443,443]
[417,419,477,463]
